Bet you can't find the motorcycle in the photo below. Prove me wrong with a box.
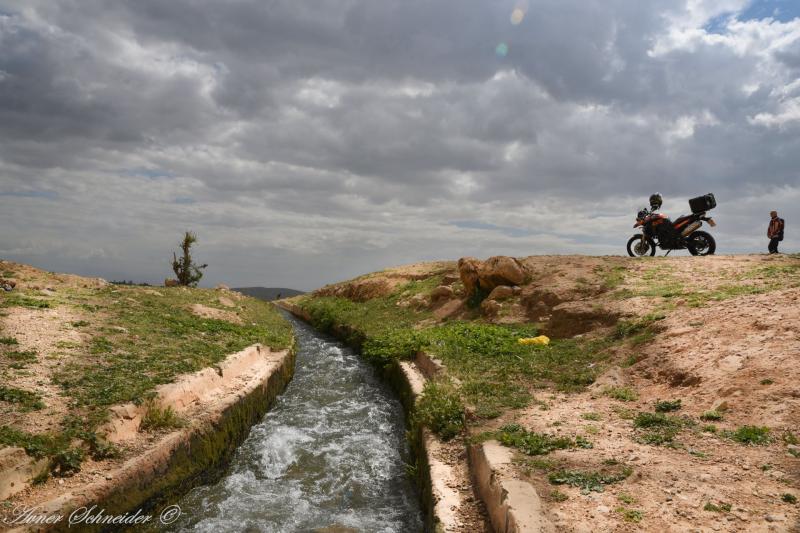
[626,208,717,257]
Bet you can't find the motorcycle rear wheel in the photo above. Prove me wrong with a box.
[687,231,716,256]
[627,235,657,257]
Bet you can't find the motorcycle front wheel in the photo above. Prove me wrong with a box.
[627,235,657,257]
[687,231,716,256]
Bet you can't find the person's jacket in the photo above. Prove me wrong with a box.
[768,217,785,240]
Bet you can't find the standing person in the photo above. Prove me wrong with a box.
[767,211,785,254]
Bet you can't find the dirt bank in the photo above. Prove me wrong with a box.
[290,254,800,532]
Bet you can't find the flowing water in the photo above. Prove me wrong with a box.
[169,315,424,532]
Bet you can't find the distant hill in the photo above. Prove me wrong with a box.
[234,287,305,301]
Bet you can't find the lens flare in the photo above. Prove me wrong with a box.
[495,42,508,57]
[510,8,525,25]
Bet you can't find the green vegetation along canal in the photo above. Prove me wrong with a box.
[170,314,424,532]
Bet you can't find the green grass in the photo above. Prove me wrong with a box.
[54,286,292,408]
[654,399,682,412]
[413,380,464,441]
[140,401,184,430]
[599,266,627,291]
[0,283,292,476]
[700,410,723,421]
[782,493,797,504]
[617,508,643,523]
[703,502,732,513]
[604,386,639,402]
[550,490,568,502]
[634,412,684,446]
[724,425,771,446]
[0,386,45,410]
[581,412,601,421]
[301,289,617,421]
[0,293,52,309]
[548,465,633,494]
[495,423,589,455]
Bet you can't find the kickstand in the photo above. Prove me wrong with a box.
[664,250,672,257]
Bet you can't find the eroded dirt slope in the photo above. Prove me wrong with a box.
[295,253,800,532]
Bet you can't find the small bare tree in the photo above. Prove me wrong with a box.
[171,231,207,287]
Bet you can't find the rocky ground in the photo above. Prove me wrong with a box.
[294,253,800,532]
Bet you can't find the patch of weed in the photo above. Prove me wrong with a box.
[496,423,580,456]
[550,490,569,502]
[782,493,797,504]
[654,399,682,412]
[618,492,636,505]
[700,411,723,421]
[617,508,643,523]
[413,380,464,441]
[71,320,90,328]
[724,426,771,446]
[0,336,18,345]
[0,386,45,410]
[604,386,638,402]
[140,401,184,431]
[703,502,731,513]
[581,412,601,421]
[0,294,52,309]
[548,466,633,494]
[634,412,684,446]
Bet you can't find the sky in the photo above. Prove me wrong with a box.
[0,0,798,290]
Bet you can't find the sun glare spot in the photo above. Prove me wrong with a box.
[511,8,525,25]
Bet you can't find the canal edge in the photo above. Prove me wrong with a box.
[9,340,297,533]
[278,301,473,533]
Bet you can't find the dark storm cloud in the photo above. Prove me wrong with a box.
[0,0,798,289]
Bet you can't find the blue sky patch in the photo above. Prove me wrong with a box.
[705,0,800,34]
[739,0,800,22]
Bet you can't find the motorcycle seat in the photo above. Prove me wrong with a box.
[673,214,692,226]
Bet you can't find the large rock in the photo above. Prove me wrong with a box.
[478,256,527,289]
[459,256,528,297]
[488,285,514,301]
[481,299,501,317]
[458,257,482,296]
[430,285,454,302]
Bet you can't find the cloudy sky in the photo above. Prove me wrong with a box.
[1,0,798,290]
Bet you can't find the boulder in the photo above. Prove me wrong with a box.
[164,278,180,287]
[457,257,481,296]
[441,274,461,286]
[488,285,514,301]
[409,293,429,310]
[430,285,454,302]
[480,299,501,317]
[434,299,464,320]
[477,256,527,289]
